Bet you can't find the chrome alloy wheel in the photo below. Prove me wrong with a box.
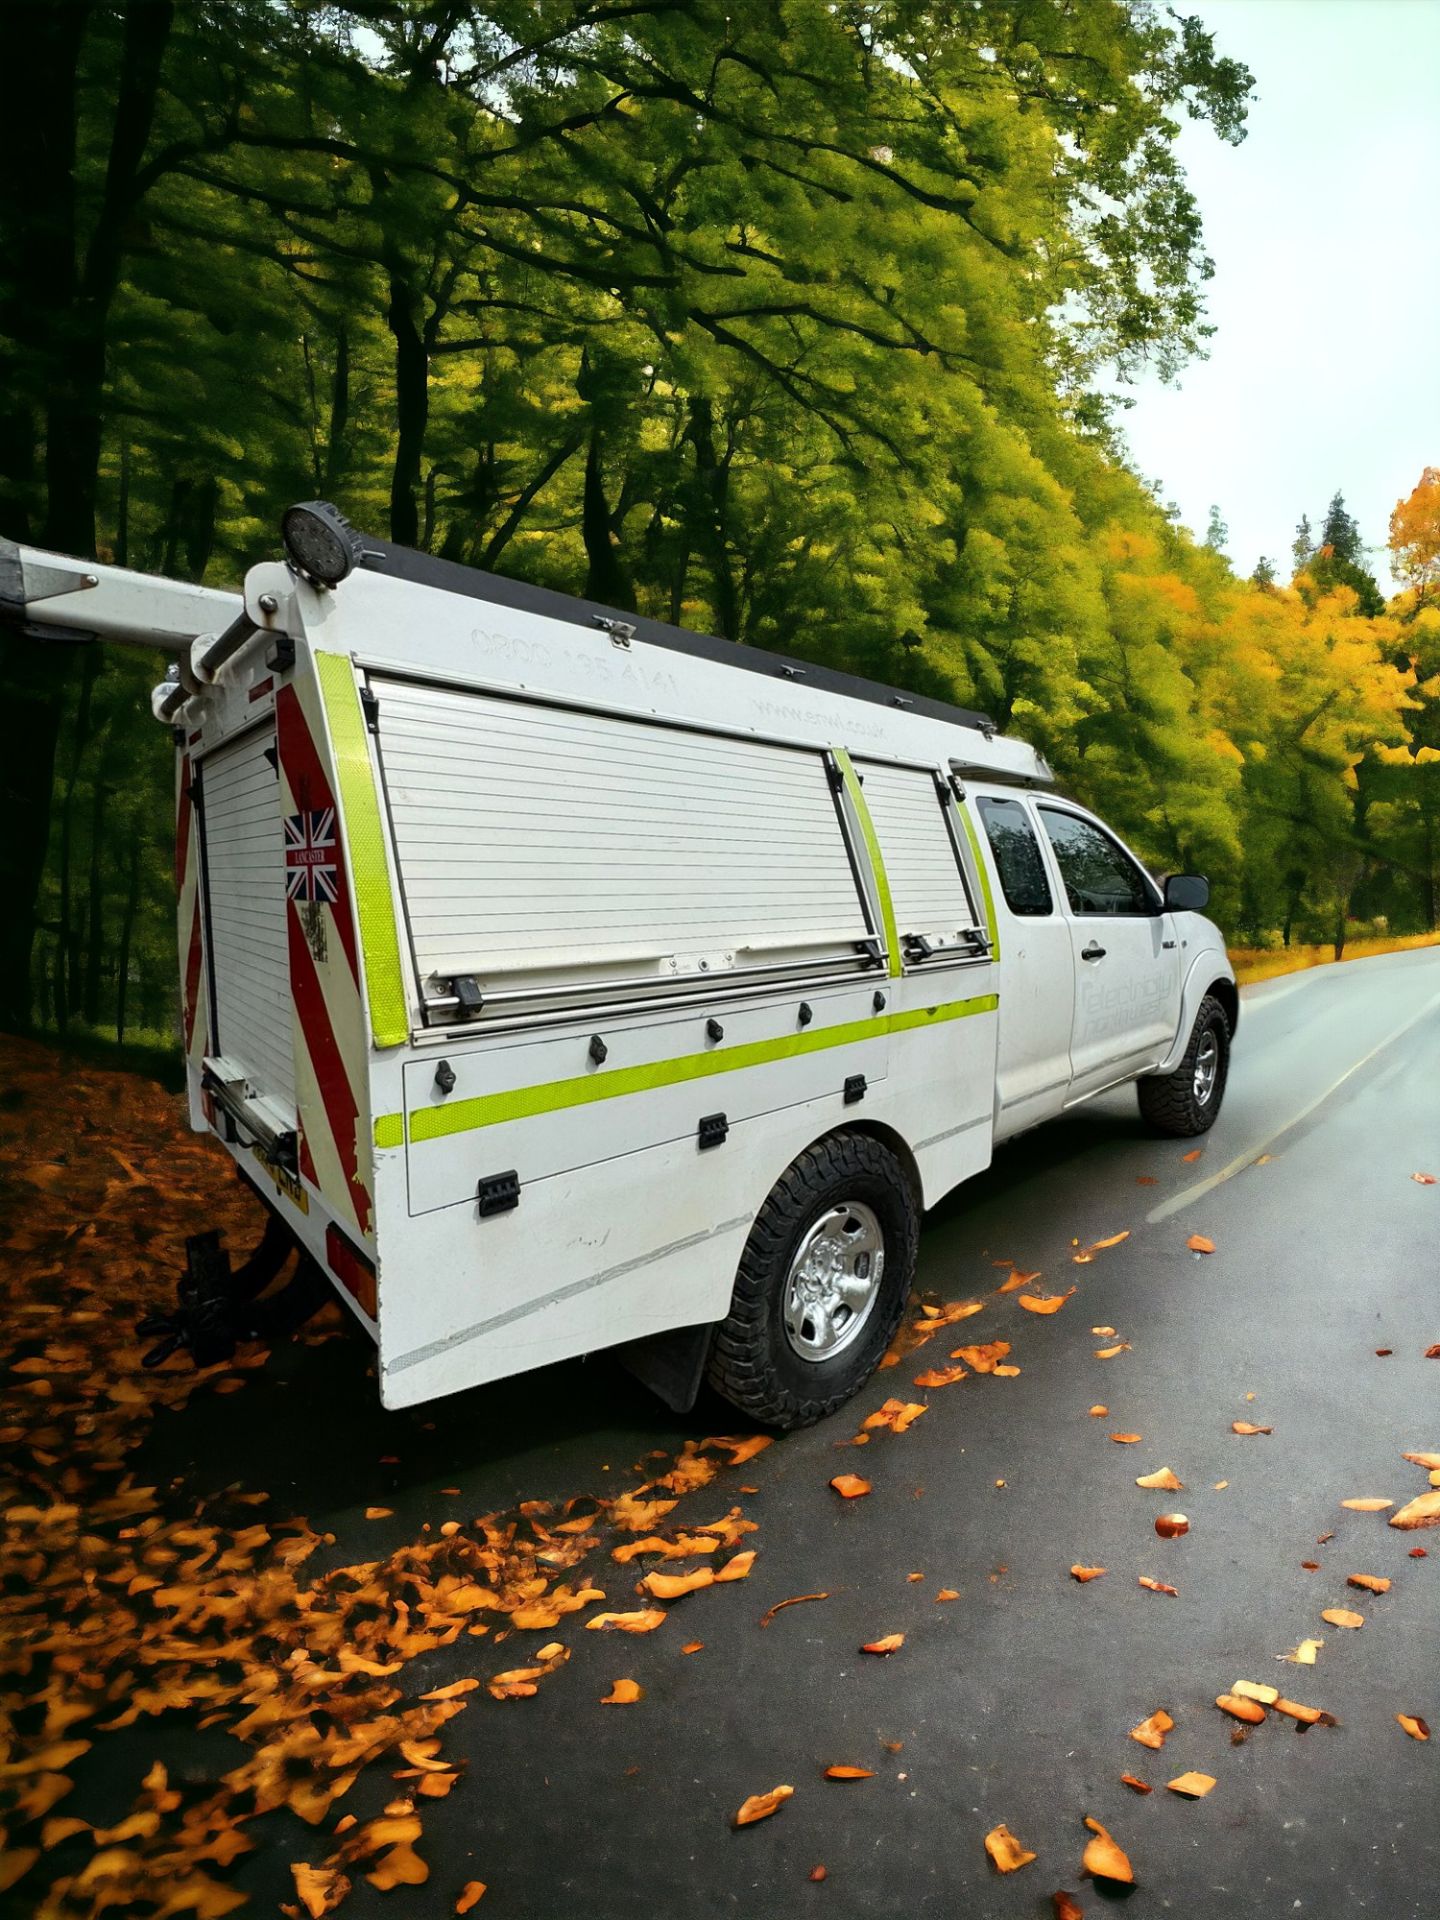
[1193,1027,1220,1106]
[781,1200,885,1363]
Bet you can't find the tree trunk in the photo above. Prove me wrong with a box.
[386,266,428,546]
[581,424,630,606]
[115,438,131,566]
[114,831,141,1045]
[82,734,111,1025]
[323,326,350,495]
[686,396,739,641]
[54,653,100,1030]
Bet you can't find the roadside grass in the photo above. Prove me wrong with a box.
[1231,930,1440,986]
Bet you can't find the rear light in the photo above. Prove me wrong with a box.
[325,1224,376,1319]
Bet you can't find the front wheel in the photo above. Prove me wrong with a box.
[1137,992,1231,1137]
[706,1132,918,1430]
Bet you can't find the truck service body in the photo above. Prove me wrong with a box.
[2,514,1237,1425]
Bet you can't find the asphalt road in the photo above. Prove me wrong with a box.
[139,946,1440,1919]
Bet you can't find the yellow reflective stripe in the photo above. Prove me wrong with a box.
[834,747,901,977]
[955,798,1001,963]
[391,992,997,1146]
[315,652,409,1049]
[373,1112,404,1149]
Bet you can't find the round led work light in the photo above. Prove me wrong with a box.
[281,501,365,588]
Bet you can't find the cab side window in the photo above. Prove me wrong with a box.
[1039,808,1154,916]
[978,796,1053,916]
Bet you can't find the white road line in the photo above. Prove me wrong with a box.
[1146,986,1440,1224]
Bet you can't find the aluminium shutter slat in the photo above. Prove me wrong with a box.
[373,676,870,988]
[200,726,296,1116]
[854,759,976,941]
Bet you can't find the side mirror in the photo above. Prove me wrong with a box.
[1163,872,1210,913]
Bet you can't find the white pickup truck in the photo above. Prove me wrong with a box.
[4,508,1236,1428]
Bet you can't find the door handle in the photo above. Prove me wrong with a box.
[1162,939,1177,950]
[1081,942,1107,961]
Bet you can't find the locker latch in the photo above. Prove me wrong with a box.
[697,1113,729,1151]
[476,1169,521,1218]
[843,1075,867,1105]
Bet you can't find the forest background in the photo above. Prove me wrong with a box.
[2,1,1438,1052]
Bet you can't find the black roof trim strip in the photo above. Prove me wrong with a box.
[356,536,995,737]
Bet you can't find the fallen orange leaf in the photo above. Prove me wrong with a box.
[950,1340,1012,1373]
[1231,1681,1279,1704]
[292,1864,350,1918]
[1019,1289,1075,1314]
[759,1592,829,1627]
[1397,1714,1431,1741]
[1135,1468,1183,1491]
[1119,1773,1152,1794]
[809,1865,828,1881]
[601,1679,642,1704]
[1053,1895,1085,1920]
[1186,1234,1215,1254]
[1110,1433,1142,1444]
[1347,1574,1391,1593]
[1282,1638,1323,1665]
[1094,1344,1130,1360]
[862,1397,928,1434]
[914,1365,968,1388]
[1181,1148,1204,1162]
[830,1475,872,1499]
[585,1610,666,1633]
[735,1785,793,1827]
[1081,1815,1134,1884]
[366,1842,429,1890]
[715,1549,755,1583]
[861,1633,904,1654]
[681,1641,703,1654]
[365,1507,393,1520]
[984,1823,1036,1873]
[641,1567,715,1600]
[1088,1405,1108,1417]
[1216,1692,1266,1724]
[419,1678,479,1702]
[1401,1452,1440,1469]
[1232,1422,1272,1435]
[1390,1491,1440,1529]
[1089,1231,1132,1251]
[456,1883,487,1913]
[823,1765,874,1780]
[1070,1565,1107,1583]
[1155,1513,1189,1538]
[1129,1709,1173,1750]
[935,1588,959,1602]
[1321,1608,1364,1629]
[998,1269,1042,1293]
[1412,1173,1437,1184]
[1138,1577,1178,1596]
[1167,1771,1216,1799]
[1342,1498,1393,1512]
[1273,1697,1328,1725]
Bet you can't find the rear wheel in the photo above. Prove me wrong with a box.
[707,1132,918,1430]
[1137,992,1230,1137]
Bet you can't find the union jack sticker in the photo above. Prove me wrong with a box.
[285,807,339,904]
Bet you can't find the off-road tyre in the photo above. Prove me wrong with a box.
[1137,992,1230,1137]
[706,1132,919,1431]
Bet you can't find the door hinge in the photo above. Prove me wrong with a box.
[697,1112,729,1150]
[359,685,380,733]
[476,1169,521,1218]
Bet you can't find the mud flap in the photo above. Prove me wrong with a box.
[616,1321,716,1413]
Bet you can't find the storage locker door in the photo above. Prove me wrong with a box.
[854,759,982,963]
[200,726,296,1116]
[372,677,874,1000]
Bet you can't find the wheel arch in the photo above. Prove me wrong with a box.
[1208,975,1239,1035]
[807,1117,926,1213]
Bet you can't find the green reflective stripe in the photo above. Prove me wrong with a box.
[400,993,997,1145]
[834,747,901,977]
[316,652,409,1049]
[956,798,1001,963]
[373,1111,404,1149]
